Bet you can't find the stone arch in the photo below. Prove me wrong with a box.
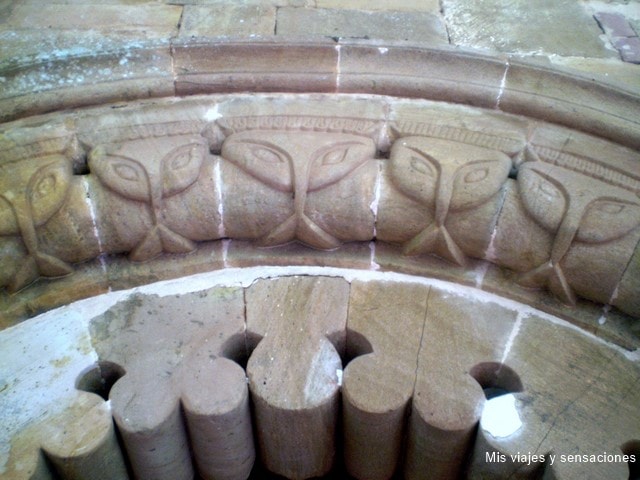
[0,41,639,480]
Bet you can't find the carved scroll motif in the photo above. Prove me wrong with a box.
[517,149,640,305]
[388,135,514,266]
[219,116,378,249]
[88,137,207,261]
[0,157,73,292]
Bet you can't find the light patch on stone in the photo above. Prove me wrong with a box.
[214,156,226,238]
[335,44,342,90]
[500,311,525,366]
[0,303,105,471]
[370,161,382,237]
[204,104,222,122]
[303,344,340,405]
[369,241,380,271]
[473,261,490,288]
[482,393,522,438]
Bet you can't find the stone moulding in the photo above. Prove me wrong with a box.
[0,91,639,349]
[1,39,639,150]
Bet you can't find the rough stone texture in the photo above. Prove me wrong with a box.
[276,7,449,43]
[316,0,441,12]
[179,4,277,38]
[377,136,513,265]
[614,35,640,63]
[544,56,640,91]
[0,94,639,339]
[0,4,182,35]
[442,0,615,58]
[336,42,509,111]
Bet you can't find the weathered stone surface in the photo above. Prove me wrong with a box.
[316,0,441,12]
[0,36,174,122]
[1,272,639,479]
[224,239,375,271]
[0,93,638,338]
[499,58,640,149]
[179,4,276,38]
[613,243,640,318]
[245,276,349,479]
[442,0,614,58]
[544,56,640,92]
[0,4,182,35]
[40,394,128,480]
[276,7,449,43]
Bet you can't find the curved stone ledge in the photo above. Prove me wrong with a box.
[1,269,639,480]
[1,39,639,150]
[0,94,639,349]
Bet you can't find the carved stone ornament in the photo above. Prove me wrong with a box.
[0,39,639,480]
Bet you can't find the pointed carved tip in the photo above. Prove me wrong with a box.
[7,256,39,294]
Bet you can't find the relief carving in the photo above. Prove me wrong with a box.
[387,131,515,266]
[517,149,640,305]
[219,116,378,249]
[0,156,73,292]
[88,137,207,261]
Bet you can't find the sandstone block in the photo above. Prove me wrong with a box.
[245,276,349,479]
[467,315,640,479]
[316,0,441,12]
[442,0,614,58]
[342,280,429,479]
[90,287,251,480]
[179,4,276,37]
[276,7,448,43]
[173,38,338,95]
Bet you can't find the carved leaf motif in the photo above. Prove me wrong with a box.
[308,141,374,192]
[451,158,511,211]
[518,166,568,234]
[221,139,293,192]
[90,150,151,203]
[28,161,72,226]
[161,143,205,198]
[577,198,640,243]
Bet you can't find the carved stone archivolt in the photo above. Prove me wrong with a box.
[0,95,639,336]
[1,37,639,480]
